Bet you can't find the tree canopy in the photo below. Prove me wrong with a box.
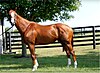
[0,0,81,22]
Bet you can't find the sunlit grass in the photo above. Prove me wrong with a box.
[0,46,99,73]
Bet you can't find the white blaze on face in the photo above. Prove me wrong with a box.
[10,12,15,24]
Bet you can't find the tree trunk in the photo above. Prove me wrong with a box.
[22,40,27,57]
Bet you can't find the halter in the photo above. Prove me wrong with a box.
[9,11,17,25]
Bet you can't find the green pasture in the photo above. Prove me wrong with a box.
[0,45,100,73]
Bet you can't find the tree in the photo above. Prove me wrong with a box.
[0,0,81,57]
[0,0,81,22]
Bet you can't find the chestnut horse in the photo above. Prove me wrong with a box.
[9,10,77,71]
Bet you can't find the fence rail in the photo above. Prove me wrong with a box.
[5,25,100,52]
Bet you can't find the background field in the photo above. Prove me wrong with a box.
[0,45,100,73]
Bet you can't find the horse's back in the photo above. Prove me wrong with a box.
[30,22,73,35]
[55,23,73,34]
[37,23,73,37]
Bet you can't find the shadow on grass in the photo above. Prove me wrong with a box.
[0,50,99,70]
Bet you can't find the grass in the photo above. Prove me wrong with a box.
[0,45,100,73]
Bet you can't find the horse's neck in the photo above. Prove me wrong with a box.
[15,15,30,34]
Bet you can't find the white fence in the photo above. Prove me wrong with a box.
[0,25,3,54]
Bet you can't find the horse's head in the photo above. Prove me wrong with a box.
[9,10,17,24]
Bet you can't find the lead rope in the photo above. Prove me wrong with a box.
[0,25,14,36]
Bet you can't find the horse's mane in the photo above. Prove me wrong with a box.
[15,13,30,24]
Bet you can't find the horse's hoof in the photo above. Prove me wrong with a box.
[74,65,77,68]
[74,61,77,68]
[32,67,38,71]
[32,64,38,71]
[32,68,37,71]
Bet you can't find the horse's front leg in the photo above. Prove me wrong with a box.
[28,44,39,71]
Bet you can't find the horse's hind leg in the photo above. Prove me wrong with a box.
[67,44,77,68]
[62,41,77,68]
[62,44,71,67]
[66,50,72,67]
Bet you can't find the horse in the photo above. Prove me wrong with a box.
[9,10,77,71]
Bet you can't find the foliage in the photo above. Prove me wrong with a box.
[0,0,81,22]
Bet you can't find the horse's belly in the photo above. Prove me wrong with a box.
[35,26,58,45]
[35,36,57,45]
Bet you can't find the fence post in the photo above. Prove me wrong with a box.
[93,26,96,49]
[9,32,12,52]
[5,32,7,51]
[81,28,82,36]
